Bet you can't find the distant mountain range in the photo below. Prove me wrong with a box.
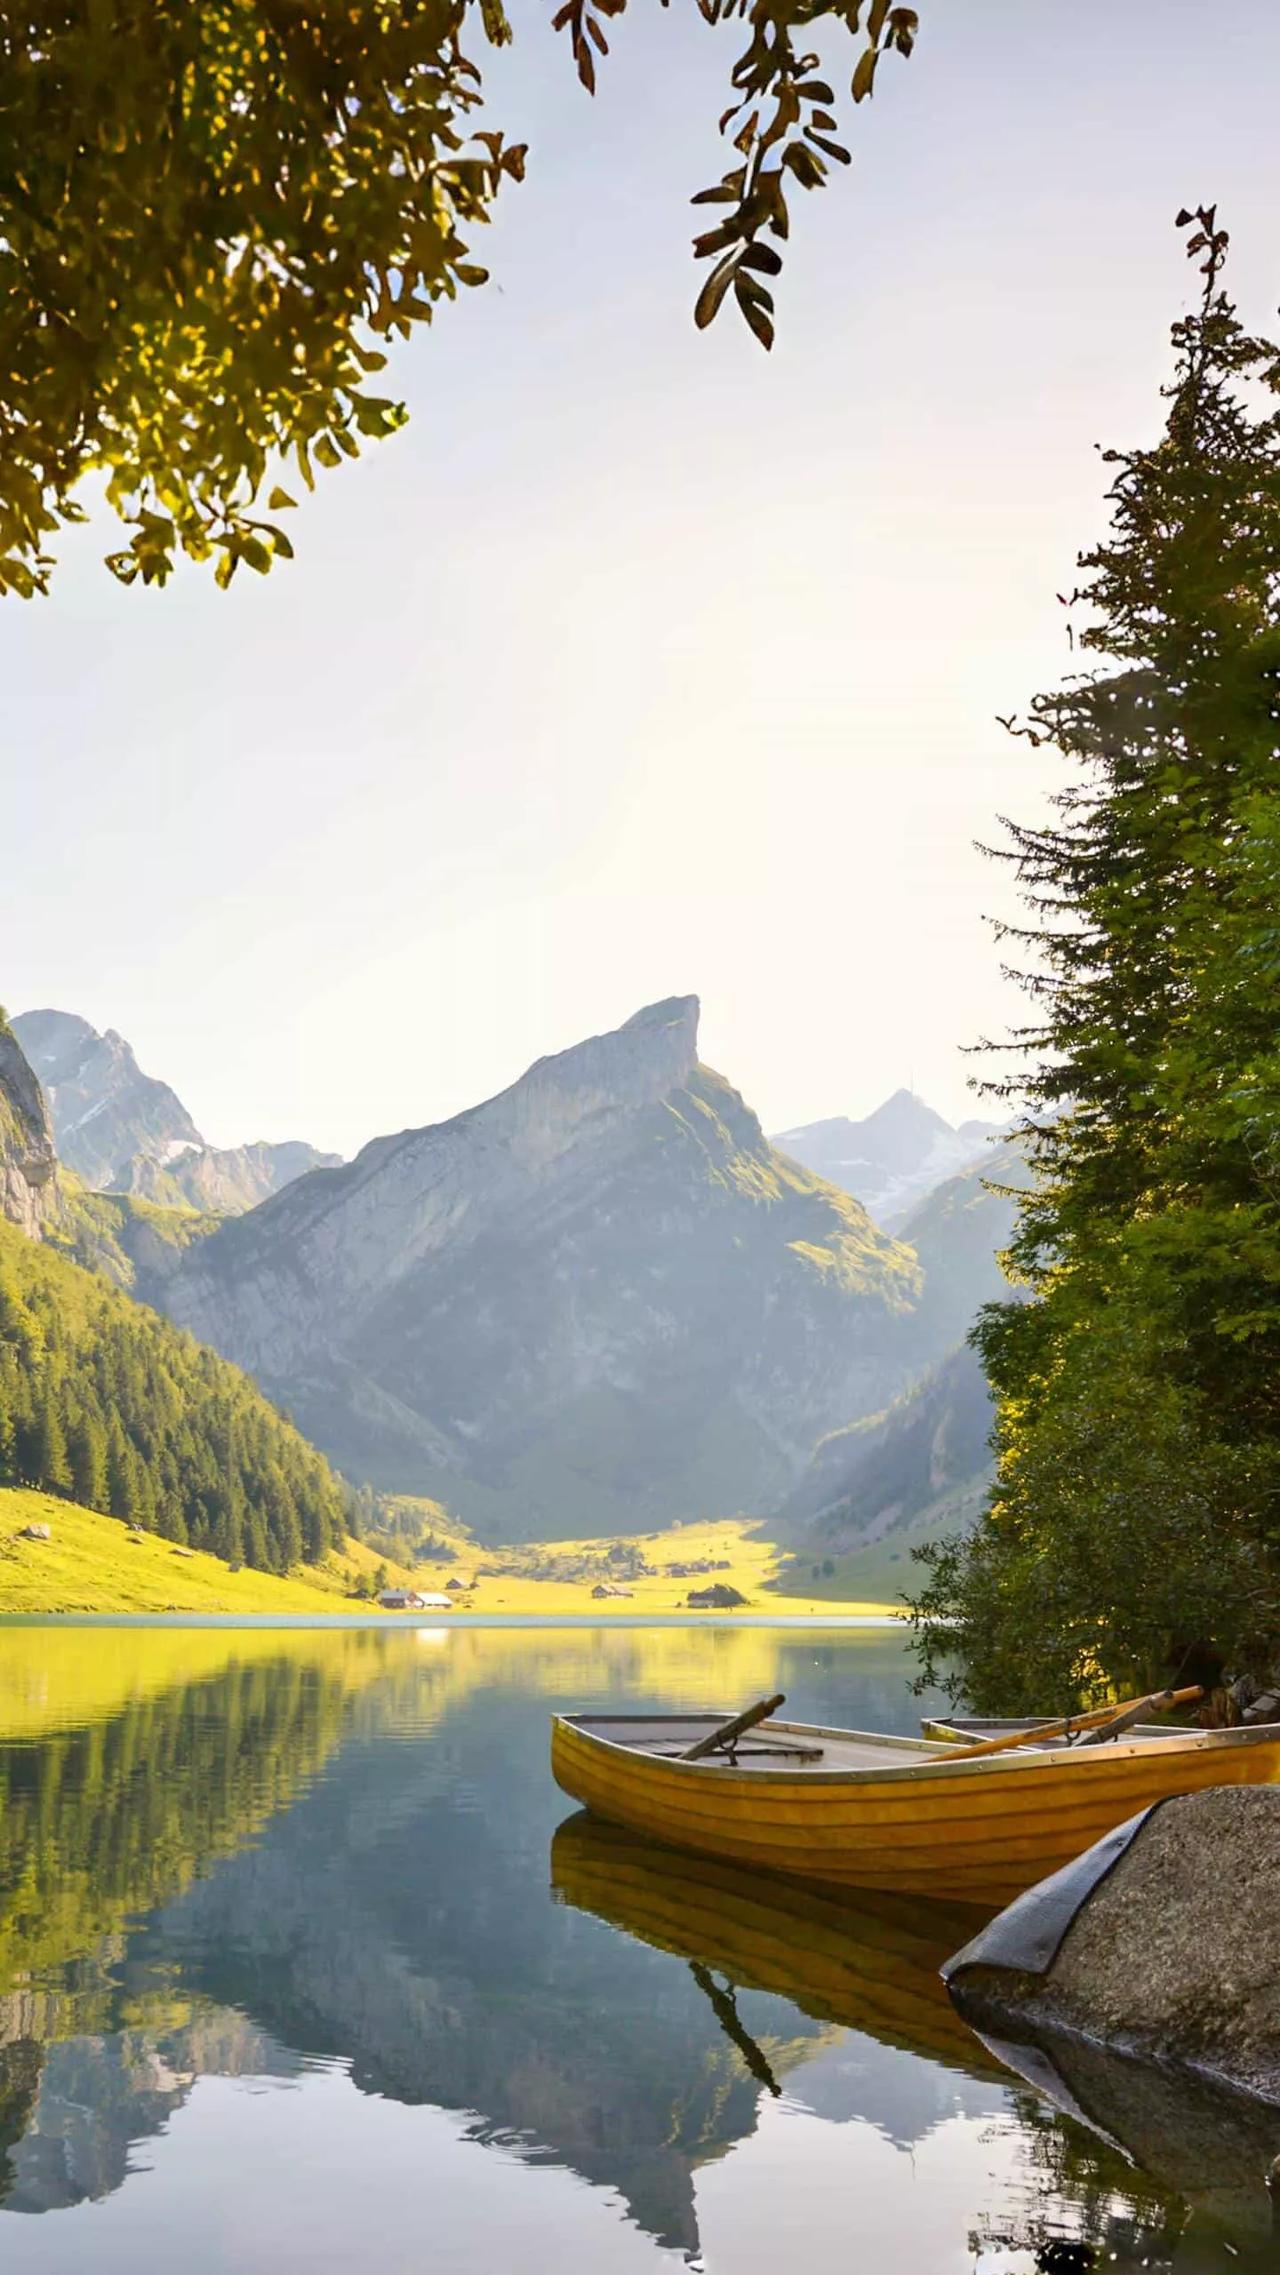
[773,1090,1006,1228]
[13,1009,339,1212]
[1,994,1022,1558]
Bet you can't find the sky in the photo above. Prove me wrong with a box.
[5,0,1280,1158]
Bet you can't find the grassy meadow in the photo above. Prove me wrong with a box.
[0,1488,900,1617]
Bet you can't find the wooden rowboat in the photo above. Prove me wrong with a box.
[550,1708,1280,1906]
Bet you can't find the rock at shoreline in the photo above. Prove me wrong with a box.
[950,1786,1280,2105]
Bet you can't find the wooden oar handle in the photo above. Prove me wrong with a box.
[1075,1683,1203,1746]
[682,1694,785,1762]
[944,1684,1204,1762]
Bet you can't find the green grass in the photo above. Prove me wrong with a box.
[0,1486,413,1614]
[0,1492,902,1618]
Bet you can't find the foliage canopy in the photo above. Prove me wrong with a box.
[910,211,1280,1710]
[1,0,918,595]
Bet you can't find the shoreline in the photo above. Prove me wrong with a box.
[0,1610,907,1631]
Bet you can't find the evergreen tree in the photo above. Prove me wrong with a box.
[34,1389,72,1496]
[911,211,1280,1707]
[69,1415,109,1512]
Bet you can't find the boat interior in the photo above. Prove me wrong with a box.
[563,1711,1235,1775]
[568,1714,963,1773]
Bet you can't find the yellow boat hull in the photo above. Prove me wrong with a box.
[550,1712,1280,1907]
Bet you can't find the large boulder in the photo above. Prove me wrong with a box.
[948,1785,1280,2105]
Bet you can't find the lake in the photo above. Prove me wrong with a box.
[0,1624,1268,2272]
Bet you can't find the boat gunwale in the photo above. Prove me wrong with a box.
[554,1712,1280,1787]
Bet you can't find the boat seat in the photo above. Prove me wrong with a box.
[636,1738,826,1763]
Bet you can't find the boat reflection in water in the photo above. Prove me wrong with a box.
[554,1808,1280,2275]
[550,1809,1000,2084]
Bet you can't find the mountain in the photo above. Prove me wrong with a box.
[779,1143,1030,1584]
[109,1136,341,1214]
[14,1008,202,1188]
[0,1018,349,1572]
[0,1013,59,1239]
[773,1091,1006,1228]
[895,1139,1025,1354]
[0,1215,349,1566]
[153,997,923,1536]
[787,1343,994,1548]
[13,1007,339,1213]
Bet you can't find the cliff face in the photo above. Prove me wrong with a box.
[157,998,922,1535]
[14,1009,201,1189]
[0,1022,59,1238]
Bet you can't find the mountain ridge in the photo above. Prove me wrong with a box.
[773,1090,1006,1228]
[153,997,925,1535]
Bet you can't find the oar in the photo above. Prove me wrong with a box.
[940,1685,1204,1763]
[689,1962,781,2096]
[682,1694,785,1761]
[1074,1683,1205,1746]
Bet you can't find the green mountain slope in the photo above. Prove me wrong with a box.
[0,1216,347,1569]
[897,1138,1026,1358]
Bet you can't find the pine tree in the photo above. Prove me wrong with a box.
[69,1414,110,1511]
[912,211,1280,1706]
[34,1388,73,1496]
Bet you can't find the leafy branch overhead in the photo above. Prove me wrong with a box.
[0,0,920,595]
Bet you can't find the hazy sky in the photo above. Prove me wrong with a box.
[5,1,1280,1156]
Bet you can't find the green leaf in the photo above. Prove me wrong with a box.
[267,487,298,511]
[694,255,738,331]
[852,46,880,101]
[734,277,774,352]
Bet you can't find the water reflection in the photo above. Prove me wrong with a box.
[0,1626,1274,2271]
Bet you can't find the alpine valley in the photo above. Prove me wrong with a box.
[0,995,1015,1565]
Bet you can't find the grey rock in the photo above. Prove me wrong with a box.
[952,1786,1280,2105]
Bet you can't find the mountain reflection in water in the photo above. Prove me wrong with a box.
[0,1624,1275,2272]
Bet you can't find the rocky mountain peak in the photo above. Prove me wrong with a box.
[773,1088,1008,1230]
[14,1007,203,1188]
[519,994,700,1118]
[155,995,919,1535]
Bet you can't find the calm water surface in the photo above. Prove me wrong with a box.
[0,1625,1270,2272]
